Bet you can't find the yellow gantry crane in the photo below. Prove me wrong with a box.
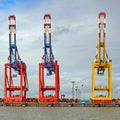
[92,12,112,104]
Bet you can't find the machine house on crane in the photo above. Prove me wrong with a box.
[4,15,28,103]
[92,12,112,104]
[38,14,60,102]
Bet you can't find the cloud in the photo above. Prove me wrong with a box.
[0,0,120,99]
[53,26,70,36]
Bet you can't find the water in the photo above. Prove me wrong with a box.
[0,107,119,120]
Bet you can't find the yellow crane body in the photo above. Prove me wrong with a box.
[92,12,112,104]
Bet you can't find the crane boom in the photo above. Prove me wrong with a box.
[8,16,26,73]
[43,14,55,75]
[95,12,108,75]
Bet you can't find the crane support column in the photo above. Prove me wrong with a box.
[92,12,112,104]
[4,15,28,103]
[38,14,60,102]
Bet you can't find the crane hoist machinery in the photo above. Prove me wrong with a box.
[38,14,60,102]
[4,15,28,103]
[92,12,112,104]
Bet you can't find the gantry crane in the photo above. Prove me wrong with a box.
[92,12,112,104]
[4,15,28,103]
[38,14,60,102]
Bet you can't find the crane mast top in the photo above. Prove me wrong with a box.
[8,15,25,73]
[95,12,110,75]
[43,14,56,75]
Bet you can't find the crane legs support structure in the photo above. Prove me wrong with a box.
[4,63,28,103]
[92,62,112,103]
[38,62,60,102]
[92,12,112,104]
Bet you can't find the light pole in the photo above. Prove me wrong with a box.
[71,81,75,100]
[75,86,78,99]
[81,84,84,100]
[78,88,81,101]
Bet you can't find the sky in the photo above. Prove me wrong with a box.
[0,0,120,100]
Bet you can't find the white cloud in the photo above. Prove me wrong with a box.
[0,0,120,99]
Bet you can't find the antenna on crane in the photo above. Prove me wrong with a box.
[4,15,28,103]
[38,14,60,102]
[92,12,112,104]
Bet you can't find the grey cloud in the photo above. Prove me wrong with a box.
[54,26,70,36]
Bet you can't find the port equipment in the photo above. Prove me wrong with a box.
[38,14,60,102]
[92,12,112,104]
[4,15,28,103]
